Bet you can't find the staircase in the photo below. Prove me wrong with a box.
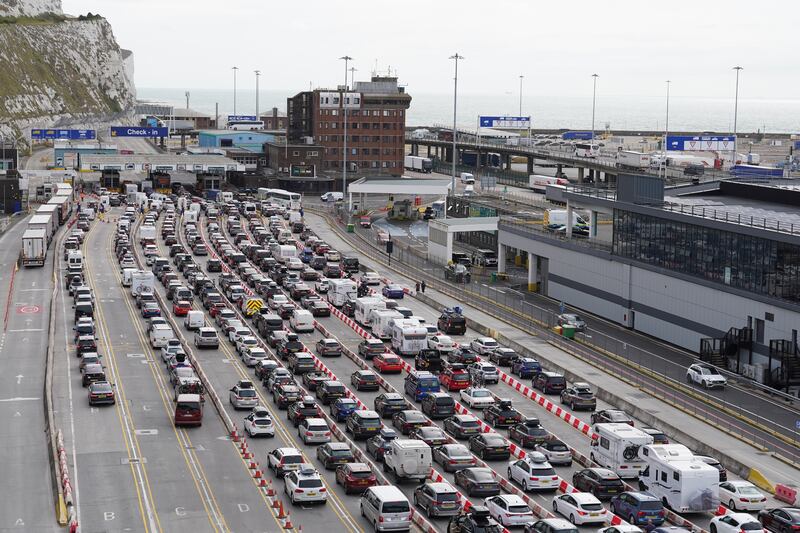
[768,339,800,390]
[699,326,753,370]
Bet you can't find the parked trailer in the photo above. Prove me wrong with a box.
[730,164,782,177]
[616,150,651,170]
[28,213,56,243]
[47,195,72,224]
[529,175,568,193]
[403,155,433,173]
[22,228,47,267]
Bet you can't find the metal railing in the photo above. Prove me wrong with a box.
[499,216,614,253]
[661,202,800,236]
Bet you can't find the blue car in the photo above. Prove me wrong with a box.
[329,398,358,421]
[381,284,405,299]
[610,492,665,526]
[511,357,541,379]
[141,303,162,318]
[299,248,314,263]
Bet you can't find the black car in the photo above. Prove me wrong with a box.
[484,399,523,428]
[301,371,330,391]
[443,414,482,440]
[454,468,501,497]
[277,334,303,359]
[287,397,322,426]
[508,418,549,448]
[316,380,347,405]
[358,338,386,359]
[448,507,501,533]
[572,468,625,499]
[366,428,398,462]
[414,349,443,373]
[591,409,634,426]
[316,442,355,470]
[488,347,517,366]
[470,430,511,458]
[759,508,800,533]
[207,258,223,272]
[309,301,330,317]
[447,348,480,365]
[341,298,357,317]
[373,392,407,418]
[560,383,597,411]
[392,409,429,435]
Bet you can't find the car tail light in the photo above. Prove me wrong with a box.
[577,510,586,516]
[530,477,539,481]
[449,459,458,464]
[305,431,313,436]
[319,487,326,492]
[324,432,331,436]
[551,476,559,480]
[740,498,749,502]
[638,512,646,517]
[294,489,303,493]
[378,516,385,523]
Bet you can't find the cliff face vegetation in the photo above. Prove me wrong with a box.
[0,0,135,142]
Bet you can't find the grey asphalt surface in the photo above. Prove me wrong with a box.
[0,215,60,532]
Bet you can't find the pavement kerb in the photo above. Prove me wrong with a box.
[309,207,788,492]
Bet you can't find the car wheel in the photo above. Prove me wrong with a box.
[686,374,693,384]
[729,499,736,511]
[710,525,717,533]
[703,380,710,389]
[523,479,530,492]
[571,402,576,410]
[569,514,576,524]
[629,515,636,525]
[553,501,558,512]
[360,504,365,517]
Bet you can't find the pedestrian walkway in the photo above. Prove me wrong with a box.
[306,210,800,491]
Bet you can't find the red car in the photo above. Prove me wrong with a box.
[440,367,471,391]
[335,462,377,494]
[373,353,403,373]
[173,300,192,316]
[209,302,228,318]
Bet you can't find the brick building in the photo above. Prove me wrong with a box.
[287,76,411,186]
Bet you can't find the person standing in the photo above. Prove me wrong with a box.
[415,281,421,294]
[420,280,426,294]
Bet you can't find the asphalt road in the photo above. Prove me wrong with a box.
[0,216,61,532]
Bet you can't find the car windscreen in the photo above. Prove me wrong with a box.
[381,501,410,514]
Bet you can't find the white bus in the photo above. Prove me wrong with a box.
[589,423,653,479]
[638,444,720,513]
[227,120,264,131]
[258,188,302,211]
[574,143,600,158]
[391,319,428,356]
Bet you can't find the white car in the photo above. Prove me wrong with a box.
[324,250,341,262]
[459,387,495,409]
[469,361,499,384]
[597,526,643,533]
[686,363,727,389]
[283,467,327,504]
[718,480,767,511]
[160,342,185,363]
[428,334,456,352]
[268,447,308,476]
[361,272,380,285]
[484,494,534,527]
[709,512,764,533]
[269,294,288,309]
[470,337,499,355]
[229,327,251,344]
[552,492,608,525]
[236,335,259,356]
[507,453,559,492]
[315,278,330,293]
[243,408,275,437]
[241,346,267,366]
[286,258,304,271]
[120,257,136,269]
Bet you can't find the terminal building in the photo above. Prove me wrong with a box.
[497,175,800,391]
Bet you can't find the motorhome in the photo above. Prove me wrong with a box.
[354,297,386,327]
[391,319,428,356]
[590,423,654,479]
[638,444,720,513]
[370,309,404,340]
[327,279,357,307]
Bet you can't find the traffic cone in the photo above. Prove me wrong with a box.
[249,460,258,470]
[272,497,281,510]
[277,500,287,519]
[258,476,267,486]
[231,427,239,442]
[283,512,293,529]
[266,479,275,496]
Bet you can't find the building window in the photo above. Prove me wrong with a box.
[293,151,300,156]
[371,148,379,155]
[307,151,318,157]
[371,161,379,168]
[362,148,369,155]
[354,97,360,104]
[331,109,338,116]
[382,161,388,168]
[383,110,390,116]
[333,97,340,104]
[331,148,338,155]
[331,122,337,129]
[351,148,357,156]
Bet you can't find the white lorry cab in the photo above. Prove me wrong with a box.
[327,279,357,307]
[67,250,84,270]
[370,309,404,340]
[590,423,654,479]
[638,444,720,513]
[391,319,428,356]
[354,297,386,327]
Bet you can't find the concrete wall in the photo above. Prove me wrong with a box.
[499,229,800,363]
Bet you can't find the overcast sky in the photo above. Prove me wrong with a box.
[64,0,799,100]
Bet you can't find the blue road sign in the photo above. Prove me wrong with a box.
[667,135,736,152]
[479,116,531,129]
[31,129,96,140]
[110,127,168,138]
[228,115,257,122]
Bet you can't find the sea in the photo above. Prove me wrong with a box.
[137,87,800,134]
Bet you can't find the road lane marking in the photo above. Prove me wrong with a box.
[0,397,40,402]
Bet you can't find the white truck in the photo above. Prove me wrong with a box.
[544,209,588,228]
[529,175,569,193]
[28,214,56,242]
[354,297,386,327]
[130,270,156,296]
[403,155,433,173]
[616,150,652,170]
[638,444,720,513]
[149,323,176,348]
[589,423,654,479]
[327,279,357,307]
[138,224,156,245]
[370,309,404,340]
[391,319,428,356]
[21,229,47,267]
[183,210,198,225]
[383,439,432,482]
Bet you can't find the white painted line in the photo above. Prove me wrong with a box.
[0,397,41,402]
[19,288,49,292]
[7,328,44,332]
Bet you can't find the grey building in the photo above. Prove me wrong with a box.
[497,176,800,390]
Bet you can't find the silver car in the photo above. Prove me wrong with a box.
[298,417,331,445]
[229,384,259,409]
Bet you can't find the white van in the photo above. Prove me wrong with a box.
[383,439,432,482]
[290,309,315,333]
[320,192,344,203]
[67,251,84,270]
[149,324,175,348]
[184,310,205,331]
[460,172,475,184]
[121,268,137,287]
[463,184,475,196]
[360,486,412,533]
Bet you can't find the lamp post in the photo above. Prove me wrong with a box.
[449,53,464,204]
[519,75,524,116]
[663,80,671,178]
[733,66,743,164]
[340,55,353,197]
[232,66,239,115]
[591,73,599,140]
[254,70,261,120]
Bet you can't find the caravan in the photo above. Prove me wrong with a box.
[354,297,386,327]
[370,309,404,340]
[327,279,357,307]
[590,423,654,479]
[638,444,720,513]
[391,319,428,356]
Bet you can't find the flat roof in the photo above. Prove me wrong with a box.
[349,176,452,195]
[667,190,800,231]
[80,154,240,166]
[429,217,499,233]
[198,129,274,137]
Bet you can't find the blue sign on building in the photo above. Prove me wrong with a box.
[479,116,531,129]
[31,129,96,140]
[228,115,257,122]
[110,127,168,138]
[666,135,736,152]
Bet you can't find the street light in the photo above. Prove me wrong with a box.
[449,53,464,204]
[591,73,599,140]
[254,70,261,120]
[232,66,239,115]
[733,66,743,163]
[663,80,671,178]
[340,55,353,197]
[519,75,524,116]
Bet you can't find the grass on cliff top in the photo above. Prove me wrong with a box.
[0,13,103,25]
